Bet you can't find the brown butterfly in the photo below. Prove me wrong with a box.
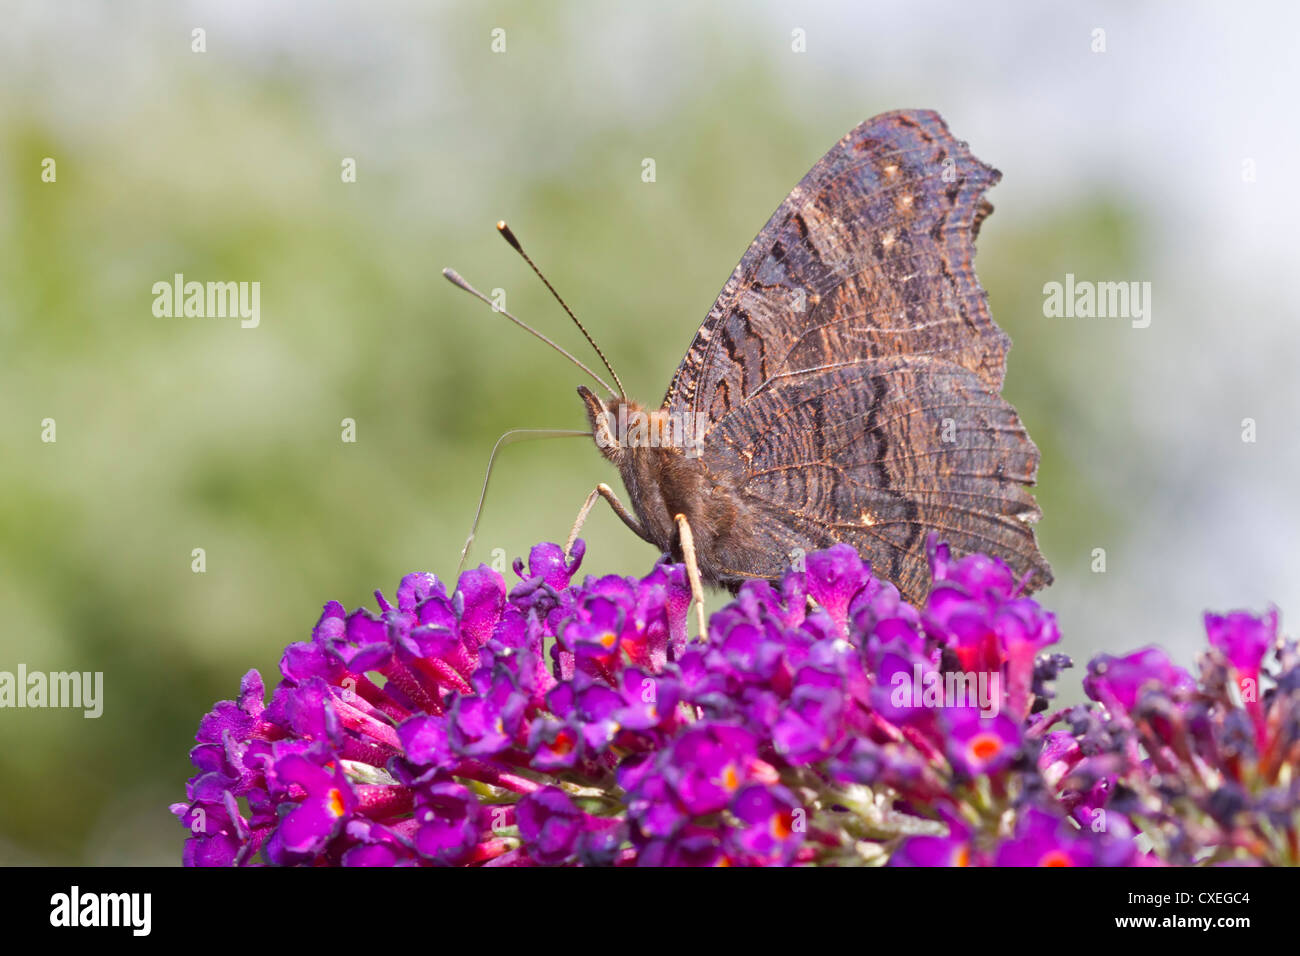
[448,109,1051,628]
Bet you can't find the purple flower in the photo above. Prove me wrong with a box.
[725,784,804,865]
[1205,607,1276,690]
[517,787,585,865]
[993,806,1133,867]
[447,667,526,757]
[513,541,584,593]
[659,724,770,817]
[411,781,480,864]
[264,750,357,865]
[943,708,1021,777]
[176,537,1298,867]
[889,814,973,867]
[805,543,870,631]
[1084,646,1195,713]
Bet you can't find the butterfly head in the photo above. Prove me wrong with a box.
[579,385,710,467]
[578,385,634,465]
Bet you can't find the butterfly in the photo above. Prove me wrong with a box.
[449,109,1051,623]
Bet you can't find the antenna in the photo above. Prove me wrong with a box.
[442,268,618,397]
[457,427,590,574]
[496,221,627,400]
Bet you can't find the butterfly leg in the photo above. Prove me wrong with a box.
[565,483,647,559]
[673,513,708,639]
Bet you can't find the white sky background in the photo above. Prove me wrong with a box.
[4,0,1297,670]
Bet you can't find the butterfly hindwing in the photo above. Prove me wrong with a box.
[702,358,1050,602]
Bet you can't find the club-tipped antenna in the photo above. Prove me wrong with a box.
[496,221,627,400]
[442,268,618,397]
[458,427,591,574]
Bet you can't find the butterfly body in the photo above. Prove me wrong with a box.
[580,110,1052,605]
[580,387,767,589]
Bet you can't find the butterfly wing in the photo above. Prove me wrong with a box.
[664,109,1050,595]
[699,358,1049,603]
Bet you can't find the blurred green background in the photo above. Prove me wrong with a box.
[1,1,1296,863]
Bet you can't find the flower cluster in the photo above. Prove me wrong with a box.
[173,538,1293,866]
[1037,608,1298,865]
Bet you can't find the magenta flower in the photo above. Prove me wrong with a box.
[1083,646,1196,713]
[174,536,1296,866]
[943,708,1021,777]
[1040,605,1298,865]
[993,806,1134,867]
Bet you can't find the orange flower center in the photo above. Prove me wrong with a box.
[968,733,1003,764]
